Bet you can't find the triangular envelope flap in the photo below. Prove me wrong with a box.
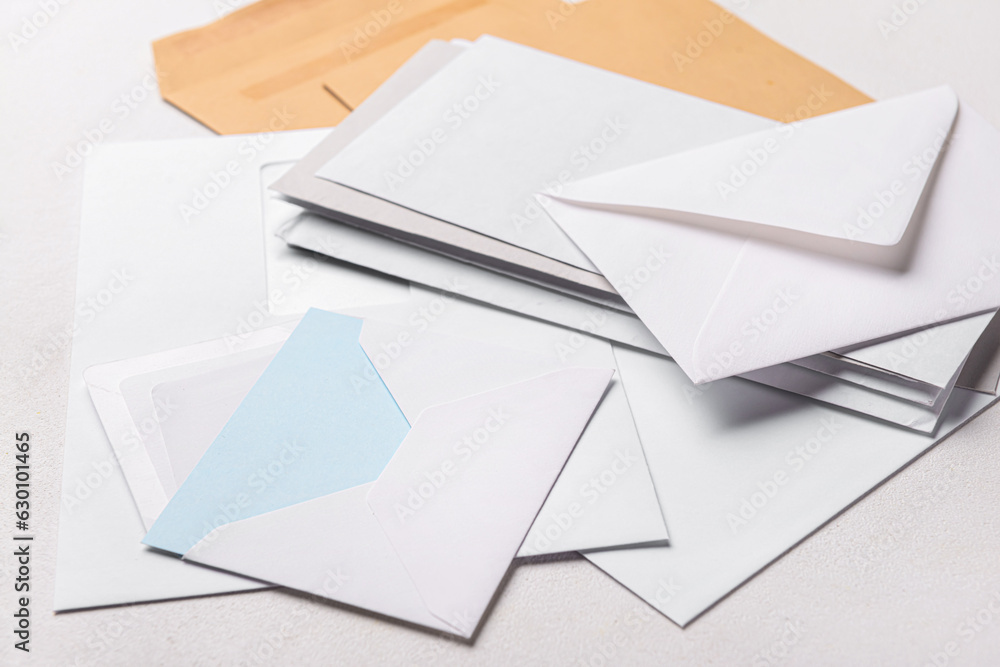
[184,484,459,636]
[365,367,613,633]
[553,86,958,246]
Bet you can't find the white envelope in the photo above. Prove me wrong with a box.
[304,35,1000,397]
[825,310,996,398]
[281,210,971,432]
[84,316,669,557]
[187,366,612,638]
[140,306,613,637]
[584,345,998,627]
[55,130,405,611]
[314,36,770,271]
[544,87,1000,383]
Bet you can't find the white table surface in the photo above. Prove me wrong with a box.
[2,1,1000,664]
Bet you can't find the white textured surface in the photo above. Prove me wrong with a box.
[2,0,1000,664]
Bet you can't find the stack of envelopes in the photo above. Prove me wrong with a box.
[56,0,1000,640]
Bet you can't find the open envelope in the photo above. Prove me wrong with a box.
[543,86,1000,383]
[54,130,345,612]
[57,128,665,613]
[85,313,668,557]
[143,308,614,636]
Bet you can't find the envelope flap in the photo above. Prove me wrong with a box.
[365,367,613,635]
[553,87,958,246]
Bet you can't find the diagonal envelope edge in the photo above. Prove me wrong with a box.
[548,86,958,248]
[365,366,614,634]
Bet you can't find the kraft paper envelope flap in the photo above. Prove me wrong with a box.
[54,132,332,612]
[322,0,871,122]
[543,100,1000,384]
[314,36,779,271]
[54,128,417,612]
[584,346,998,627]
[548,86,957,247]
[281,213,977,431]
[154,0,869,135]
[151,0,541,134]
[152,0,458,134]
[274,39,625,306]
[185,367,613,637]
[89,316,669,556]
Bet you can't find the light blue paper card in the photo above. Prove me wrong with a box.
[143,309,410,555]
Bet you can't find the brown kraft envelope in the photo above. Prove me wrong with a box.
[153,0,871,134]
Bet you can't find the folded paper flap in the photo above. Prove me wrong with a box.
[185,483,461,636]
[365,367,613,631]
[552,86,958,247]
